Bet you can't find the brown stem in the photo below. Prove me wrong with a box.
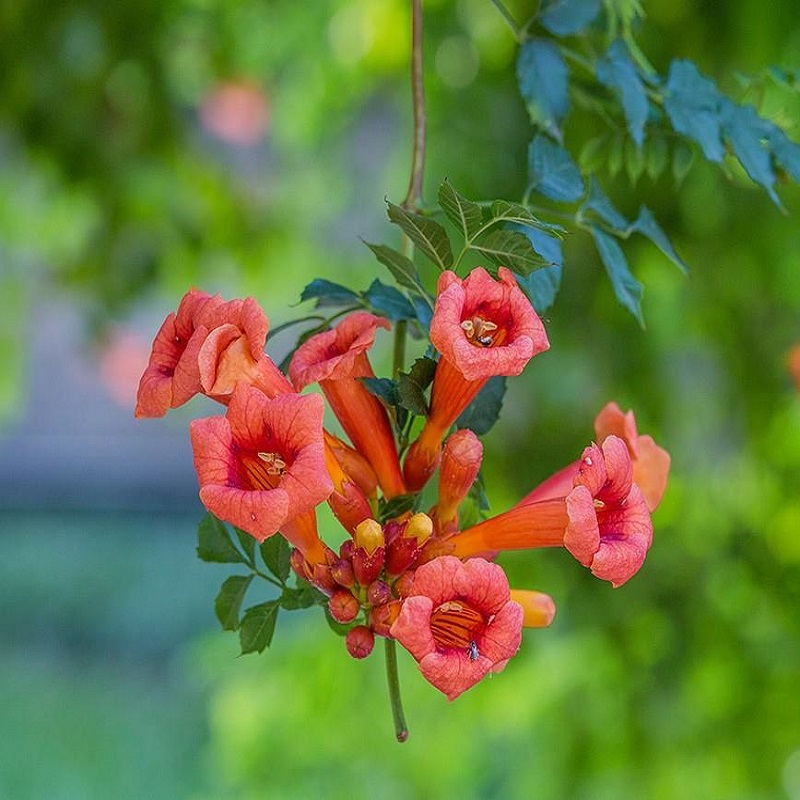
[403,0,426,211]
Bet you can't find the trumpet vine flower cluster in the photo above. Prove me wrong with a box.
[137,266,670,704]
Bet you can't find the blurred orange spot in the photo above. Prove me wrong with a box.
[199,81,270,147]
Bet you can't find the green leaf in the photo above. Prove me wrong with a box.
[214,575,254,631]
[471,229,546,276]
[456,376,507,436]
[539,0,602,36]
[768,127,800,183]
[671,141,695,183]
[361,376,400,407]
[260,535,291,583]
[527,134,585,203]
[516,38,569,141]
[591,226,644,326]
[582,177,628,232]
[362,279,416,321]
[596,39,648,148]
[514,226,563,313]
[438,179,484,240]
[363,241,427,296]
[196,513,248,565]
[664,60,724,163]
[324,607,352,637]
[299,279,360,308]
[233,527,257,566]
[629,206,689,274]
[580,135,607,173]
[490,200,558,231]
[645,135,669,179]
[406,355,437,388]
[625,138,646,182]
[397,376,429,417]
[718,98,780,205]
[280,582,325,610]
[386,202,453,270]
[239,601,280,655]
[379,493,417,523]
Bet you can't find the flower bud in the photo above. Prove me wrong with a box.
[435,429,483,533]
[367,579,392,607]
[355,518,385,554]
[404,512,433,545]
[352,544,385,587]
[331,558,355,588]
[339,539,354,559]
[345,625,375,659]
[370,600,401,637]
[392,570,415,598]
[328,589,360,624]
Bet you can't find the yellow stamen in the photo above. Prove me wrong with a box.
[257,451,287,475]
[461,315,499,347]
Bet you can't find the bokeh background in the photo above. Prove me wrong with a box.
[2,1,800,798]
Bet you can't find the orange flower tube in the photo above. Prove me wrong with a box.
[404,267,549,491]
[289,312,406,499]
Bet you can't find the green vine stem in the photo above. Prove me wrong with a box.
[384,637,409,742]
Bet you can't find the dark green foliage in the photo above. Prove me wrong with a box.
[239,601,280,655]
[456,376,507,436]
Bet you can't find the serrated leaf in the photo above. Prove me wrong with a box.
[456,376,507,436]
[239,601,280,654]
[514,226,563,313]
[259,535,291,583]
[386,202,453,270]
[406,355,437,388]
[527,134,585,203]
[490,200,558,231]
[516,38,569,141]
[596,39,648,148]
[197,513,248,565]
[718,98,780,205]
[215,575,254,631]
[539,0,602,36]
[591,226,644,326]
[607,131,624,177]
[471,229,546,276]
[397,373,429,416]
[582,177,628,232]
[362,279,417,321]
[299,279,360,308]
[363,241,426,296]
[361,376,400,406]
[438,179,484,240]
[629,206,689,274]
[233,528,256,566]
[664,60,724,163]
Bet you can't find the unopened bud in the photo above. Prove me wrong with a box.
[404,512,433,545]
[345,625,375,659]
[370,600,401,637]
[392,570,415,598]
[331,558,355,588]
[367,579,392,607]
[354,518,384,555]
[328,589,360,624]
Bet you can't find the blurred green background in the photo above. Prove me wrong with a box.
[2,0,800,798]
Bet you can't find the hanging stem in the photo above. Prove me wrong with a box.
[403,0,426,211]
[384,637,409,742]
[383,0,428,743]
